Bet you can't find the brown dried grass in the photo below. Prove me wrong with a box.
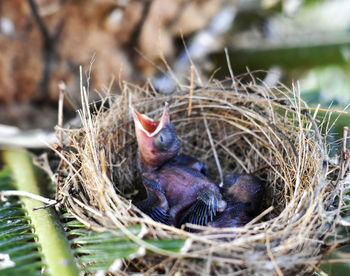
[56,72,343,275]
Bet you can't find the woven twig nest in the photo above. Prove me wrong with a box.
[56,76,341,275]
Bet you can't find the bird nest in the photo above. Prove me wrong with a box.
[56,76,342,275]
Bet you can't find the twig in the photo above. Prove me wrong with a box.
[201,111,224,186]
[246,206,274,226]
[180,32,203,86]
[187,65,194,116]
[27,0,64,99]
[266,233,283,276]
[33,201,60,211]
[0,190,57,207]
[57,81,65,146]
[46,142,86,185]
[224,48,237,93]
[336,127,350,220]
[126,0,153,55]
[303,110,327,196]
[343,126,348,154]
[271,123,298,158]
[300,107,348,114]
[305,258,350,265]
[27,0,51,45]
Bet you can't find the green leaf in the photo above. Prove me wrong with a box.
[320,246,350,276]
[63,214,185,272]
[146,238,185,252]
[1,149,79,276]
[0,169,44,276]
[1,149,186,275]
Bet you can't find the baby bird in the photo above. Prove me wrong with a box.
[209,174,263,228]
[131,103,226,226]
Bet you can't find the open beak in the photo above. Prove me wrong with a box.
[131,103,170,137]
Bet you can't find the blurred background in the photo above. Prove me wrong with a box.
[0,0,349,273]
[1,0,349,132]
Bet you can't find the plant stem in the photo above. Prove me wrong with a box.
[214,32,350,72]
[2,148,79,276]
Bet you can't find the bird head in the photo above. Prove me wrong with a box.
[131,103,180,171]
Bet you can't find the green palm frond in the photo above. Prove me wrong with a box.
[2,149,79,276]
[62,212,142,273]
[0,149,185,275]
[63,212,185,273]
[0,169,45,276]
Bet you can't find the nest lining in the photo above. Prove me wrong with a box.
[56,78,341,275]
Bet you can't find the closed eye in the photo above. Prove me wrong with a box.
[154,128,173,151]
